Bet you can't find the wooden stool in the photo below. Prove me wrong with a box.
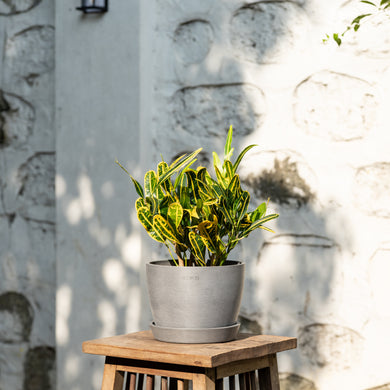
[82,330,297,390]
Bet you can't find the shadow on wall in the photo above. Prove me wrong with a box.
[147,1,385,389]
[149,1,339,389]
[0,292,55,390]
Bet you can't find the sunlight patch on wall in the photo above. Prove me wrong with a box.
[126,286,141,333]
[55,174,66,198]
[65,352,81,381]
[56,284,72,346]
[65,174,95,225]
[97,299,117,337]
[102,258,126,292]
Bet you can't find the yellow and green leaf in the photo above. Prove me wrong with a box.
[168,202,183,228]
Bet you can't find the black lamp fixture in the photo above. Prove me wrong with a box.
[76,0,108,13]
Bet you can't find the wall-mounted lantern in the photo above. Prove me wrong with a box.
[76,0,108,13]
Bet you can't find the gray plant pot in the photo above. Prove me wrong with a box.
[146,260,245,343]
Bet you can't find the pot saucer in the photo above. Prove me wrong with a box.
[150,321,240,344]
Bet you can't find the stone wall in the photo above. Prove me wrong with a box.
[0,0,55,389]
[2,0,390,389]
[148,0,390,389]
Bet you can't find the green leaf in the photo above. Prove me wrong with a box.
[144,170,157,197]
[215,165,228,189]
[188,232,206,265]
[198,219,218,253]
[135,197,146,212]
[145,196,158,214]
[137,207,155,233]
[212,151,223,173]
[233,144,257,173]
[223,160,234,181]
[250,202,267,222]
[360,0,376,6]
[236,191,250,223]
[168,202,183,228]
[333,33,342,46]
[153,215,180,243]
[115,160,145,198]
[186,170,198,202]
[227,174,241,196]
[239,213,279,238]
[157,161,168,178]
[220,197,235,225]
[158,148,202,185]
[352,13,371,24]
[224,125,234,161]
[173,159,196,189]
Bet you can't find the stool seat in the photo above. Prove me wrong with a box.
[83,330,297,390]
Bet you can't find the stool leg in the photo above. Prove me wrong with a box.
[192,371,216,390]
[257,354,280,390]
[101,362,124,390]
[216,378,223,390]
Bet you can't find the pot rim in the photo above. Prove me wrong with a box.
[147,259,244,267]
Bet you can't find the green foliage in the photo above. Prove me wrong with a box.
[324,0,390,45]
[117,125,279,266]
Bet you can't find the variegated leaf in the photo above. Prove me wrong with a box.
[168,202,184,228]
[188,232,206,264]
[144,170,157,197]
[153,215,180,243]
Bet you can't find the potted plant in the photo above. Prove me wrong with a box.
[117,126,279,343]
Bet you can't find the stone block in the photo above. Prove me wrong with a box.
[0,91,35,148]
[172,84,266,137]
[369,244,390,314]
[298,323,364,369]
[353,163,390,218]
[0,292,33,343]
[173,20,213,64]
[293,71,377,141]
[5,25,55,83]
[230,1,306,64]
[279,373,317,390]
[0,0,40,15]
[24,346,55,390]
[17,152,55,222]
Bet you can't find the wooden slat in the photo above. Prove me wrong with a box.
[82,331,297,368]
[125,373,136,390]
[146,375,155,390]
[216,356,269,379]
[216,378,223,390]
[161,377,168,390]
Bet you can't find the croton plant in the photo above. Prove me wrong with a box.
[117,126,279,266]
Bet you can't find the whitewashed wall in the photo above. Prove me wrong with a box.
[1,0,390,389]
[147,1,390,390]
[0,1,55,389]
